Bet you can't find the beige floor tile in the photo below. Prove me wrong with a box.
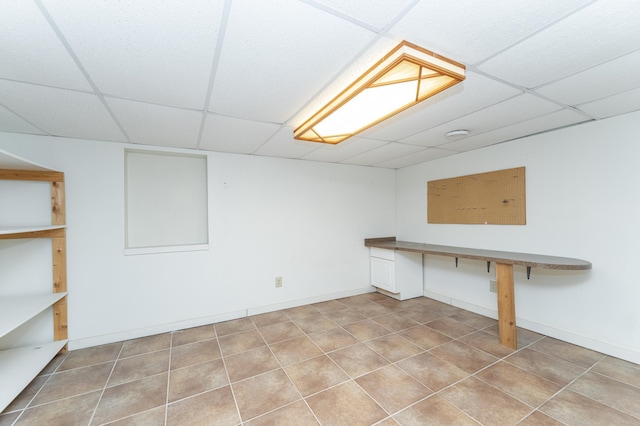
[171,325,215,347]
[285,355,349,397]
[218,329,265,356]
[569,371,640,418]
[540,389,640,425]
[0,412,20,426]
[328,343,389,378]
[38,353,67,376]
[245,400,319,426]
[31,362,114,406]
[293,315,338,334]
[232,369,300,422]
[106,405,166,425]
[57,342,122,371]
[370,313,419,332]
[307,327,358,352]
[322,309,366,326]
[169,339,221,370]
[398,325,451,350]
[440,377,533,425]
[224,345,280,383]
[506,348,586,386]
[353,303,393,318]
[425,317,478,339]
[393,395,479,426]
[448,310,497,329]
[306,381,387,426]
[120,333,171,358]
[397,352,467,391]
[2,376,47,413]
[92,373,168,425]
[14,391,100,426]
[365,334,424,363]
[250,311,289,328]
[458,330,515,358]
[311,299,348,313]
[257,321,304,345]
[397,307,442,324]
[356,365,432,413]
[342,319,390,341]
[430,341,498,374]
[269,335,323,367]
[166,386,239,426]
[476,361,563,407]
[337,295,373,307]
[593,356,640,388]
[530,337,604,368]
[518,410,565,426]
[215,317,255,337]
[168,358,228,403]
[108,349,170,387]
[283,305,320,320]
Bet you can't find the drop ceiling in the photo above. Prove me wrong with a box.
[1,0,639,169]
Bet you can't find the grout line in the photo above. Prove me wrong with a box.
[86,343,125,425]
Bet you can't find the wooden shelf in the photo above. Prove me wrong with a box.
[0,225,66,239]
[0,293,68,339]
[0,340,68,411]
[0,149,67,412]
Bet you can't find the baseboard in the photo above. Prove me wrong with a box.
[423,290,640,364]
[69,286,375,350]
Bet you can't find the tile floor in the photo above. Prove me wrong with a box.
[2,293,640,425]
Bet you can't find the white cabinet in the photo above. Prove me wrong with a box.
[370,247,423,300]
[0,150,68,412]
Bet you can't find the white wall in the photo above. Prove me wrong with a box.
[397,111,640,363]
[0,132,396,349]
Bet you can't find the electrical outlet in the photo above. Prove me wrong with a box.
[489,280,497,293]
[275,276,283,288]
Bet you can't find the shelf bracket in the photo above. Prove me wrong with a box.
[527,266,531,280]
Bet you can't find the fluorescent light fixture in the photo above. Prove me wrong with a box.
[294,41,465,144]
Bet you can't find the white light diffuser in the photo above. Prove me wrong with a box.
[294,41,465,144]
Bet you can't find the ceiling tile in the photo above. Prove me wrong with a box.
[577,88,640,119]
[106,98,201,148]
[478,0,640,88]
[400,93,562,147]
[0,2,91,90]
[340,143,425,166]
[0,80,126,142]
[199,114,281,154]
[0,105,47,136]
[390,0,592,65]
[361,71,521,142]
[535,49,640,106]
[301,136,388,163]
[310,0,415,30]
[253,126,322,159]
[209,0,375,123]
[375,148,458,169]
[41,0,224,109]
[440,109,592,152]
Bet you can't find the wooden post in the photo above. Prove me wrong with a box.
[496,262,517,349]
[51,179,68,347]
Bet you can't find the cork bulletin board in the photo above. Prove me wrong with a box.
[427,167,526,225]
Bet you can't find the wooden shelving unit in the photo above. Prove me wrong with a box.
[0,150,68,412]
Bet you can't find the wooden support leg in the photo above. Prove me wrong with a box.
[496,263,517,349]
